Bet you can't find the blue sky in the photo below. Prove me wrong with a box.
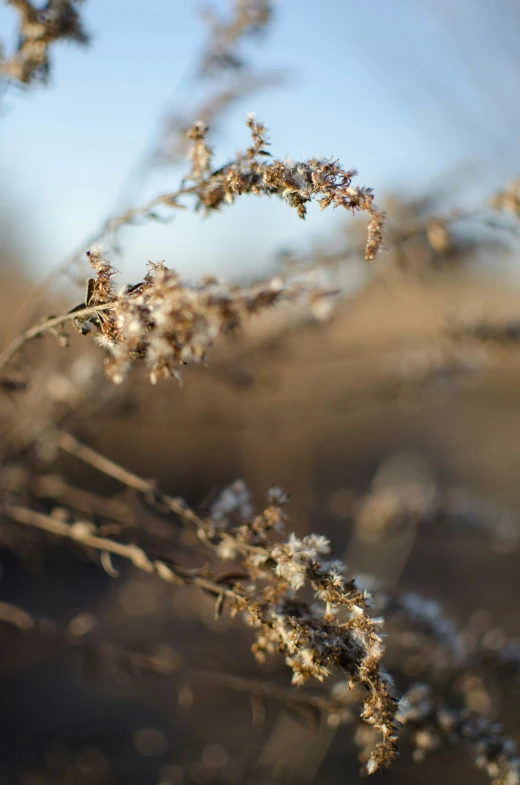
[1,0,520,284]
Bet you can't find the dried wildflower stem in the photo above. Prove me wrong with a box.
[0,598,339,715]
[10,183,201,336]
[8,247,330,388]
[55,430,278,563]
[4,503,238,601]
[31,473,136,528]
[10,489,516,782]
[100,185,198,233]
[30,435,520,689]
[53,432,310,563]
[14,114,383,342]
[159,0,277,162]
[0,303,112,378]
[159,73,281,164]
[2,257,316,386]
[200,0,272,74]
[6,432,400,772]
[56,430,206,530]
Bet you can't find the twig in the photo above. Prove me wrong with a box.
[4,503,241,602]
[56,431,206,531]
[0,599,338,715]
[31,474,136,527]
[54,432,272,565]
[8,183,200,337]
[0,303,112,377]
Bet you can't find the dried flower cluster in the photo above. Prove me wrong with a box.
[0,584,517,785]
[1,0,89,85]
[2,426,520,782]
[81,246,331,385]
[0,434,399,775]
[206,482,400,773]
[0,116,381,384]
[322,582,520,784]
[159,73,281,165]
[185,115,384,262]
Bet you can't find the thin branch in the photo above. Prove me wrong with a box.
[9,183,200,337]
[31,473,137,527]
[4,503,241,602]
[56,431,206,531]
[0,599,339,715]
[53,431,272,565]
[0,303,112,378]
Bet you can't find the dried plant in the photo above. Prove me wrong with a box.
[0,0,89,86]
[0,115,382,387]
[1,133,519,784]
[80,248,333,386]
[157,72,281,165]
[184,115,384,262]
[0,245,333,387]
[198,0,273,75]
[396,684,520,785]
[1,5,520,785]
[3,426,520,781]
[3,457,399,773]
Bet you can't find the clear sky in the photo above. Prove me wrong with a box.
[1,0,520,283]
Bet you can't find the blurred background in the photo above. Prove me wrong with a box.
[1,1,520,784]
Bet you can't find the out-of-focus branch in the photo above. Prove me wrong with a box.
[1,0,89,85]
[3,503,243,601]
[0,303,111,379]
[0,598,344,717]
[56,430,206,530]
[198,0,273,75]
